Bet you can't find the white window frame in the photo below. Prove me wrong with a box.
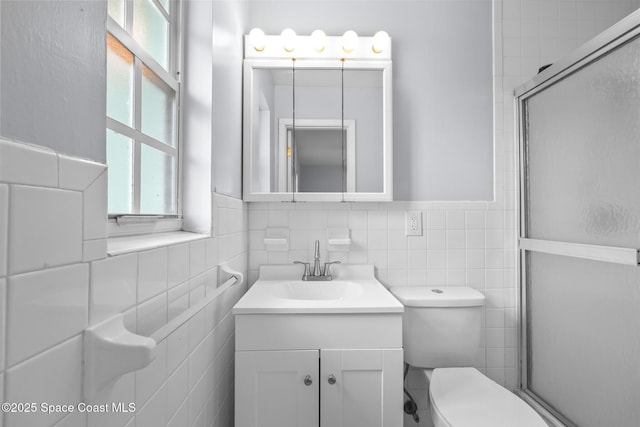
[106,0,183,237]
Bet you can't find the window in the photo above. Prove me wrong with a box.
[106,0,181,217]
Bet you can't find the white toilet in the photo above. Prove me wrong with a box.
[390,286,547,427]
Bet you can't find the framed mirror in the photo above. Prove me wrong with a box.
[242,34,392,202]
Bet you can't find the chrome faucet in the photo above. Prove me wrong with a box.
[312,240,322,277]
[294,240,341,281]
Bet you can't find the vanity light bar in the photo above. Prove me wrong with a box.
[245,29,391,60]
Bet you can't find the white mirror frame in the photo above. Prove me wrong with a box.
[242,58,393,202]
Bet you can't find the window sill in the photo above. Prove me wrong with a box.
[107,231,209,256]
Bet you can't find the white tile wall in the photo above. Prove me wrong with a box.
[53,411,86,427]
[82,171,107,241]
[90,252,137,325]
[58,155,105,192]
[0,372,4,427]
[0,279,5,373]
[166,360,189,418]
[136,340,168,407]
[0,138,248,427]
[9,185,83,275]
[0,140,58,187]
[168,243,190,288]
[86,372,135,427]
[5,336,83,427]
[137,248,169,303]
[7,264,88,366]
[135,384,167,426]
[0,185,7,278]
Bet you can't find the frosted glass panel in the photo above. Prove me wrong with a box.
[140,144,175,214]
[525,37,640,248]
[133,0,168,70]
[106,129,133,214]
[107,0,125,28]
[106,34,133,126]
[527,252,640,427]
[141,65,175,146]
[157,0,169,14]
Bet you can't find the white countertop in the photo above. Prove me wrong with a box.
[232,264,404,314]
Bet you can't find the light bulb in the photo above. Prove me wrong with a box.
[341,30,359,53]
[372,30,390,53]
[281,28,297,52]
[248,27,265,52]
[311,29,326,52]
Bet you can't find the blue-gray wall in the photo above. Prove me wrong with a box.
[247,0,494,201]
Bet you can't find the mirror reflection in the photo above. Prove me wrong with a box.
[244,60,391,201]
[281,118,355,192]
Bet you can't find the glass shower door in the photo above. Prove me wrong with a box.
[517,14,640,427]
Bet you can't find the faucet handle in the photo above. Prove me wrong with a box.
[293,261,311,279]
[323,261,341,279]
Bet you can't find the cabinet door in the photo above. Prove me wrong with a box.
[236,350,320,427]
[320,348,403,427]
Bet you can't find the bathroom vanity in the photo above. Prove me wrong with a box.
[233,264,404,427]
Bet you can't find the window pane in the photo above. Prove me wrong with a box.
[133,0,169,70]
[142,65,175,146]
[107,129,134,214]
[107,34,134,126]
[107,0,125,28]
[140,144,175,214]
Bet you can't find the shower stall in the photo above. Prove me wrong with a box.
[516,11,640,427]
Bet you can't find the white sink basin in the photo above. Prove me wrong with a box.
[273,280,364,301]
[233,264,404,314]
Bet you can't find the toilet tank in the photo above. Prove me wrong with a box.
[390,287,485,368]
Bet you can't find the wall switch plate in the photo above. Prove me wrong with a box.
[405,211,422,236]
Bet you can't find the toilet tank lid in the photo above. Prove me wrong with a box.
[390,287,485,307]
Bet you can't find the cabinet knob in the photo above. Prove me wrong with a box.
[328,374,336,385]
[304,375,313,386]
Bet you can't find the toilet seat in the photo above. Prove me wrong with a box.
[429,367,547,427]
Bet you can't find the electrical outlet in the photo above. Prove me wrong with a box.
[405,211,422,236]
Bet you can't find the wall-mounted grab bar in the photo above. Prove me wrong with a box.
[151,265,243,344]
[83,263,243,402]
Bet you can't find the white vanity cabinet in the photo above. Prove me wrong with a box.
[233,265,404,427]
[320,348,403,427]
[236,348,403,427]
[236,350,320,427]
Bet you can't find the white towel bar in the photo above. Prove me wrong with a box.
[83,263,243,402]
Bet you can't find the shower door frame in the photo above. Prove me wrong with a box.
[515,10,640,427]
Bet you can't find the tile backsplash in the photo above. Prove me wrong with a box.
[0,138,248,427]
[247,200,519,425]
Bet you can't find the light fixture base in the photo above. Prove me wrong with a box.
[244,34,391,60]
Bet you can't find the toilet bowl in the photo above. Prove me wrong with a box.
[390,286,547,427]
[429,367,547,427]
